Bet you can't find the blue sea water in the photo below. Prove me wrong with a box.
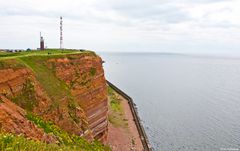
[99,53,240,151]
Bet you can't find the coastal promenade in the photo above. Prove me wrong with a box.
[107,80,152,151]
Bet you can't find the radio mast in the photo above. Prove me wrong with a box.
[60,16,63,49]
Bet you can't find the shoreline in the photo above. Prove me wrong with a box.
[107,80,152,151]
[107,89,143,150]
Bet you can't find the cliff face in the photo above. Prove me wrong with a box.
[0,52,108,143]
[48,54,108,142]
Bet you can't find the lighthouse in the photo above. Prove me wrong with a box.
[40,32,44,50]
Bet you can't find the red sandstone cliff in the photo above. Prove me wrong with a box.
[0,53,108,143]
[47,54,108,142]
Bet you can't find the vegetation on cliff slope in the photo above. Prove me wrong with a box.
[12,78,37,112]
[107,87,128,128]
[0,133,63,151]
[4,50,89,128]
[0,50,110,151]
[17,52,96,127]
[0,59,25,69]
[0,132,110,151]
[25,113,110,151]
[19,55,71,103]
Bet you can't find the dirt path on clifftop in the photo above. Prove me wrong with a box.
[107,92,143,151]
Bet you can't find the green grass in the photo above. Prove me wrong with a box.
[0,133,64,151]
[0,132,110,151]
[108,87,122,112]
[67,100,80,124]
[0,49,97,61]
[18,55,84,125]
[107,87,128,128]
[15,50,97,101]
[12,78,37,111]
[0,59,25,70]
[89,67,96,77]
[26,113,110,151]
[18,56,70,102]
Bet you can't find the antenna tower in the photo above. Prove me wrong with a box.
[60,16,63,49]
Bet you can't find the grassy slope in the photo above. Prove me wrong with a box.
[12,78,37,112]
[25,113,110,151]
[0,49,93,114]
[0,50,110,151]
[0,133,65,151]
[0,132,110,151]
[18,54,84,125]
[17,51,96,125]
[107,87,128,128]
[18,55,70,102]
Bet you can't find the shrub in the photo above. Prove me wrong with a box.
[90,68,96,77]
[12,78,37,112]
[26,113,111,151]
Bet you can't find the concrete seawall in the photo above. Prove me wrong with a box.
[107,80,152,151]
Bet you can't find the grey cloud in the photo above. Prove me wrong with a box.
[110,2,192,25]
[0,0,225,28]
[0,7,98,25]
[196,20,239,29]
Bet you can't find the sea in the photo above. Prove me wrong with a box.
[99,52,240,151]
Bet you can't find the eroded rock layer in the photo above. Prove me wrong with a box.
[48,54,108,142]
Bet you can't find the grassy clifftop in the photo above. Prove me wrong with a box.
[0,49,93,60]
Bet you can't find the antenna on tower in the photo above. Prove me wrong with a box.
[60,16,63,49]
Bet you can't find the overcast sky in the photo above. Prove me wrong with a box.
[0,0,240,54]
